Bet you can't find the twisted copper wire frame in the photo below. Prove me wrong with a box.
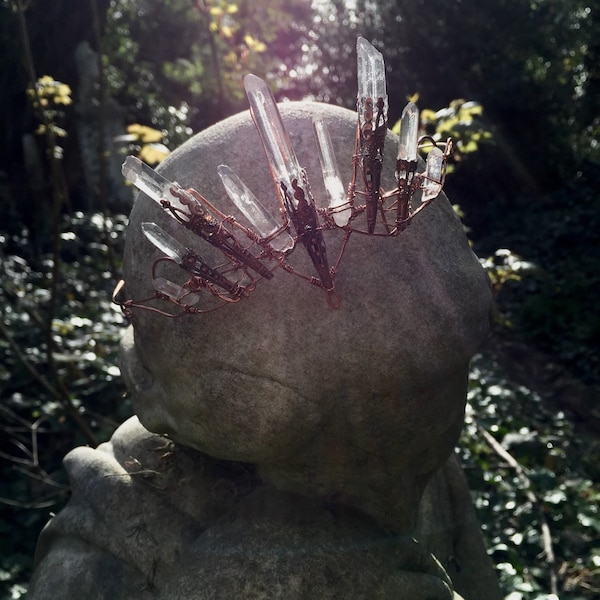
[113,114,453,319]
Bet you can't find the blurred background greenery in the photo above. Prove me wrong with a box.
[0,1,598,598]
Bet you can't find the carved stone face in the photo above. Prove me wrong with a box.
[119,101,492,530]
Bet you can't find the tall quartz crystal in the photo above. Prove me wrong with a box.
[244,74,303,204]
[422,147,445,203]
[313,118,351,227]
[397,102,419,162]
[217,164,294,253]
[356,37,388,127]
[153,276,200,306]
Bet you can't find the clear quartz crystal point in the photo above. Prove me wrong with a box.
[422,147,445,202]
[122,156,188,213]
[141,222,188,264]
[313,118,351,227]
[356,37,388,126]
[397,102,419,162]
[244,74,303,201]
[153,276,200,305]
[217,164,293,253]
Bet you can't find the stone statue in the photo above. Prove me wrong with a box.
[28,102,501,599]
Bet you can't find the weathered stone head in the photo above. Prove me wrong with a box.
[119,101,492,532]
[28,101,500,600]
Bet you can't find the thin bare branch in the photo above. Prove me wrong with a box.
[477,422,558,596]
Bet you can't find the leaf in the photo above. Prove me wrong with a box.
[461,140,479,154]
[463,102,483,117]
[126,124,164,143]
[244,34,266,53]
[138,143,170,165]
[420,108,437,123]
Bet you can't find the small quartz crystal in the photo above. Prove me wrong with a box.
[313,118,351,227]
[142,223,233,287]
[422,147,445,202]
[397,102,419,162]
[218,164,294,253]
[122,156,189,213]
[153,276,200,305]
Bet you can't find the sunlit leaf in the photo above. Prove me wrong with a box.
[244,34,266,52]
[126,124,164,143]
[138,142,170,165]
[420,108,437,123]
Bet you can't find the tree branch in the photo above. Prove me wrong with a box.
[477,422,558,596]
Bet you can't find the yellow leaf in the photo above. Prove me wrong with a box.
[52,125,68,138]
[462,140,479,154]
[407,92,419,104]
[466,103,483,116]
[54,95,73,106]
[449,98,466,110]
[244,34,266,52]
[126,124,164,143]
[223,50,237,66]
[58,83,72,97]
[139,143,170,165]
[437,116,459,133]
[420,109,437,123]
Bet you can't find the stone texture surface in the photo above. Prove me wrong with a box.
[119,101,492,533]
[28,417,501,600]
[29,101,499,599]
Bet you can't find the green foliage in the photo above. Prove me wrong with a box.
[26,74,73,161]
[123,123,170,165]
[1,1,599,598]
[480,249,537,300]
[392,98,494,174]
[419,99,493,163]
[460,353,600,598]
[0,212,130,597]
[101,0,313,139]
[0,211,130,426]
[480,172,600,385]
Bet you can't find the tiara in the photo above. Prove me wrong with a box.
[113,37,452,318]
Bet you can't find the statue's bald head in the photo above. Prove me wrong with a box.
[119,101,491,530]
